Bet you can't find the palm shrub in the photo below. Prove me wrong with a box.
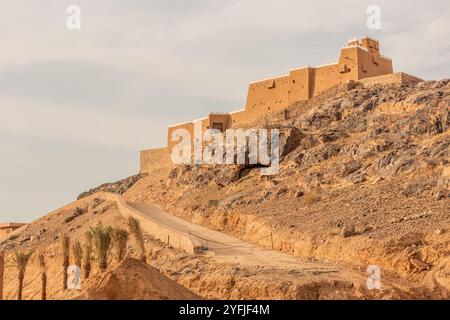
[38,252,47,300]
[72,241,83,269]
[13,250,33,300]
[90,223,113,271]
[127,216,146,262]
[61,235,70,290]
[112,228,129,262]
[83,231,93,278]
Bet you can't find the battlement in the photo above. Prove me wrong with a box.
[250,73,290,84]
[313,61,339,68]
[229,108,245,114]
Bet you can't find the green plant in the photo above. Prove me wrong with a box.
[127,216,146,262]
[90,223,114,271]
[112,228,129,262]
[13,250,33,300]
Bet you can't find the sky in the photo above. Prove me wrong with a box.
[0,0,449,222]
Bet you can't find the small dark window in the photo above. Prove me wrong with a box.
[212,122,224,132]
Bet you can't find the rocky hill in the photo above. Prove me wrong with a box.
[125,79,450,298]
[1,79,449,299]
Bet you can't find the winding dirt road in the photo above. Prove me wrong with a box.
[128,202,381,287]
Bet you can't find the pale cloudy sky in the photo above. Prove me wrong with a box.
[0,0,449,222]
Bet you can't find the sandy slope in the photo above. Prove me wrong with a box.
[77,258,200,300]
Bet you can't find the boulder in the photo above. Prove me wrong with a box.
[435,167,450,200]
[341,225,356,238]
[340,160,362,176]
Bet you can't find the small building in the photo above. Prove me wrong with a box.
[0,223,27,240]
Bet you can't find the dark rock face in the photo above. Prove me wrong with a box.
[341,160,362,176]
[64,206,88,223]
[435,167,450,200]
[77,174,146,200]
[278,127,304,157]
[169,164,242,188]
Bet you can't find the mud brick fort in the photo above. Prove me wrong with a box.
[139,36,421,173]
[0,223,26,240]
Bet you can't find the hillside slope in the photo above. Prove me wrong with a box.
[124,79,450,298]
[1,79,449,300]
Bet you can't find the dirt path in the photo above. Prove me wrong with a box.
[128,202,375,285]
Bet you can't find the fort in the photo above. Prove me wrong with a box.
[0,223,27,240]
[140,36,422,173]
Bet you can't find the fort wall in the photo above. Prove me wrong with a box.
[96,192,202,254]
[359,72,422,87]
[140,147,171,175]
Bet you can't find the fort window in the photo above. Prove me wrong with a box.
[372,55,379,65]
[212,122,224,132]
